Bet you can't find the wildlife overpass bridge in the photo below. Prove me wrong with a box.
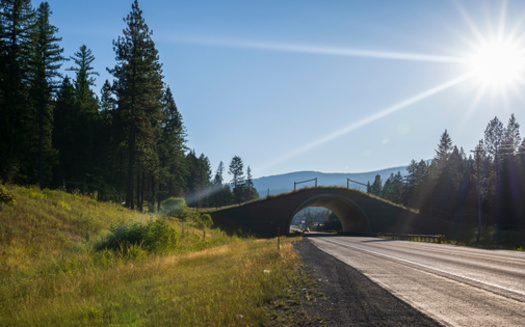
[209,187,445,236]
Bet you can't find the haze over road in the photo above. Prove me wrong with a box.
[309,236,525,327]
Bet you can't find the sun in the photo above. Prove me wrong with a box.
[467,40,525,87]
[467,39,525,87]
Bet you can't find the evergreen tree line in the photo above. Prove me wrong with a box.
[367,114,525,231]
[0,0,257,210]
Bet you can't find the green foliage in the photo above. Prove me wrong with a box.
[143,218,180,253]
[196,213,213,229]
[0,185,16,205]
[1,184,315,326]
[368,174,383,196]
[97,218,179,255]
[161,197,186,215]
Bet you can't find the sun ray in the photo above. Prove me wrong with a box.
[462,84,488,123]
[257,73,472,174]
[497,0,507,39]
[508,12,525,42]
[177,37,463,63]
[456,1,486,45]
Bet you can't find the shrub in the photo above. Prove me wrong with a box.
[161,197,186,216]
[143,218,180,253]
[196,214,213,230]
[97,222,145,253]
[97,218,179,255]
[0,185,15,205]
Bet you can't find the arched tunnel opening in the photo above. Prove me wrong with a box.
[288,194,371,235]
[290,207,342,233]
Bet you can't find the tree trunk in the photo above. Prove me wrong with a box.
[126,123,135,209]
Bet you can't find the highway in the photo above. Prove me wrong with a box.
[309,236,525,327]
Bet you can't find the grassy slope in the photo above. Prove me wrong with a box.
[0,185,312,326]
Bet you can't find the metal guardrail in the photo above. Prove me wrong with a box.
[347,178,368,188]
[377,233,446,243]
[294,177,317,191]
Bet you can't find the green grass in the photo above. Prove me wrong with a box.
[0,185,314,326]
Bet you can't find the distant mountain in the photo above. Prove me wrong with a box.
[253,166,409,197]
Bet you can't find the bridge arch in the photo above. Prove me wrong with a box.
[209,187,443,236]
[290,193,372,234]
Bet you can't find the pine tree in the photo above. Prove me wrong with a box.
[244,166,259,201]
[499,114,522,228]
[68,45,98,104]
[368,174,382,197]
[27,1,63,186]
[382,173,394,200]
[184,151,211,207]
[53,76,75,187]
[158,86,187,201]
[99,80,115,123]
[404,159,428,207]
[210,161,231,207]
[213,161,224,185]
[228,155,244,187]
[383,171,404,204]
[502,113,521,157]
[98,79,127,200]
[60,45,100,189]
[483,116,505,229]
[0,0,35,182]
[434,129,453,169]
[229,155,245,203]
[109,0,164,209]
[484,116,504,162]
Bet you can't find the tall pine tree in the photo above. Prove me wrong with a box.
[27,1,63,186]
[54,45,99,190]
[0,0,35,182]
[158,86,187,202]
[109,0,164,209]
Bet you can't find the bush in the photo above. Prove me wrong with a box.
[196,214,213,230]
[97,218,179,255]
[161,197,186,216]
[0,185,15,205]
[143,218,180,253]
[97,222,145,253]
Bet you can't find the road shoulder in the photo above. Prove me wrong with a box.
[293,238,442,326]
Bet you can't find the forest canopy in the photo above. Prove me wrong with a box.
[0,0,257,210]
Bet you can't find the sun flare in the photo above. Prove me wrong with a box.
[467,39,525,87]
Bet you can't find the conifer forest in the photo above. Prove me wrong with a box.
[1,0,525,242]
[0,0,258,210]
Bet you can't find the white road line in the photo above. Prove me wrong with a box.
[321,238,525,298]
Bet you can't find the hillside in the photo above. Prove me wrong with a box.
[0,185,308,326]
[253,166,409,196]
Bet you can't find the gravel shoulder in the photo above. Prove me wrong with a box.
[293,237,442,326]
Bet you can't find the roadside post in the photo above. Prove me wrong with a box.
[277,227,280,250]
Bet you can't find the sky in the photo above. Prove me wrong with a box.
[32,0,525,178]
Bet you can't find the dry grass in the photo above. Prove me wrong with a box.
[0,185,309,326]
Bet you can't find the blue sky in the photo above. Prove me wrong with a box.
[34,0,525,178]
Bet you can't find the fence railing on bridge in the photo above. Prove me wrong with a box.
[294,177,317,191]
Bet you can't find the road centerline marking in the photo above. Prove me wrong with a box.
[367,241,525,266]
[319,238,525,300]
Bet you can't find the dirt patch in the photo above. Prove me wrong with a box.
[293,238,442,326]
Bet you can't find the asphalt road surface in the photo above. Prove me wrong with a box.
[308,235,525,327]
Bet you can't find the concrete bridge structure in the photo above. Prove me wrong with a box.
[209,187,445,236]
